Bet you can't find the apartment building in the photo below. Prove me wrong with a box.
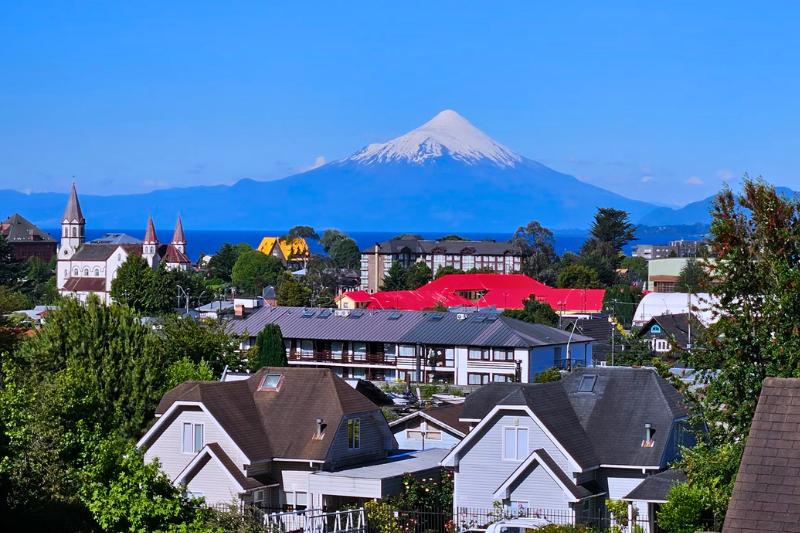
[360,238,524,292]
[227,306,593,385]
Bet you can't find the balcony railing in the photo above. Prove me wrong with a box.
[288,350,397,366]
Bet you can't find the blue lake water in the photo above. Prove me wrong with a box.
[44,225,707,262]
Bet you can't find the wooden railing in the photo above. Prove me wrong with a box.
[288,350,397,365]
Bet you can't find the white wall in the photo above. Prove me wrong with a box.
[185,455,243,505]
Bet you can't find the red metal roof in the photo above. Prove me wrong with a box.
[347,273,605,313]
[62,277,106,292]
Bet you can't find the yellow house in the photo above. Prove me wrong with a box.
[257,236,310,265]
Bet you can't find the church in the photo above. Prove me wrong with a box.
[57,183,191,303]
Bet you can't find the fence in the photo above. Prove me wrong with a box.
[204,503,367,533]
[391,506,721,533]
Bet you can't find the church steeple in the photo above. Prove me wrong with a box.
[142,215,160,267]
[59,182,85,260]
[170,216,186,254]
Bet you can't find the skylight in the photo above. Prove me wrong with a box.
[301,309,315,318]
[577,375,597,393]
[471,315,486,323]
[351,310,364,319]
[429,313,444,321]
[318,309,332,318]
[388,311,402,320]
[259,373,283,391]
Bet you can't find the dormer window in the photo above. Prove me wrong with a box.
[259,373,283,391]
[577,374,597,392]
[651,324,662,334]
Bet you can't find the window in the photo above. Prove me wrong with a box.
[283,491,308,512]
[503,427,529,461]
[331,342,344,356]
[398,345,415,358]
[653,339,670,352]
[468,348,489,360]
[493,374,513,382]
[467,373,490,385]
[300,340,313,356]
[494,348,515,361]
[445,348,455,367]
[577,375,597,392]
[259,373,283,390]
[73,267,79,276]
[347,418,360,449]
[650,324,662,334]
[553,346,563,368]
[93,268,100,276]
[384,343,397,361]
[182,422,204,453]
[352,342,366,360]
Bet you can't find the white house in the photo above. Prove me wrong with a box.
[389,403,467,451]
[138,367,447,510]
[441,367,695,531]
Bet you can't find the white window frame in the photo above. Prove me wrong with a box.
[502,426,529,461]
[182,422,204,454]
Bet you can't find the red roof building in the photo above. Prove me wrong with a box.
[338,273,605,314]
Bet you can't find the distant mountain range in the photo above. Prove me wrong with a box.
[1,110,792,232]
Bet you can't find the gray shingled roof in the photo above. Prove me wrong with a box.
[63,183,85,223]
[71,243,141,261]
[724,378,800,533]
[226,306,592,348]
[623,469,686,502]
[1,214,55,242]
[363,238,521,255]
[460,367,687,469]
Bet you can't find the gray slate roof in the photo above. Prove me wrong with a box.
[364,238,521,256]
[460,367,687,469]
[72,243,141,261]
[623,469,686,502]
[1,213,55,242]
[89,233,142,245]
[226,306,593,349]
[63,183,85,223]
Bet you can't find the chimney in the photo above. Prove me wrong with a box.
[642,423,655,447]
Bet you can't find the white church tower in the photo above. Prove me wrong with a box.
[60,182,85,261]
[142,215,160,268]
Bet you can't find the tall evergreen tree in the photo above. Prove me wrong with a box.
[381,261,408,291]
[405,262,432,289]
[250,324,286,370]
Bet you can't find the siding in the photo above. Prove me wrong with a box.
[454,412,574,509]
[185,455,243,505]
[143,407,249,483]
[509,464,573,513]
[326,411,394,470]
[600,469,649,500]
[392,419,462,451]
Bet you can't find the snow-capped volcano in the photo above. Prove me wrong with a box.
[348,109,523,168]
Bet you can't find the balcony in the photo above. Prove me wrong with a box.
[288,350,397,366]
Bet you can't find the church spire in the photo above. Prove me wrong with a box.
[144,215,159,244]
[62,182,85,223]
[171,216,186,245]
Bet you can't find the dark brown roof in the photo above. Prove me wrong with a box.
[424,404,469,434]
[144,215,158,244]
[205,443,268,490]
[160,244,191,264]
[1,214,55,242]
[724,378,800,533]
[62,182,85,223]
[153,367,380,463]
[62,277,106,292]
[171,216,186,244]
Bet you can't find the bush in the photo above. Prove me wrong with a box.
[364,500,399,533]
[534,367,562,383]
[657,483,707,533]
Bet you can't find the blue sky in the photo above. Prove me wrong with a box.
[1,1,799,205]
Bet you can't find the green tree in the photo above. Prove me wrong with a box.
[207,242,251,283]
[512,221,558,284]
[434,265,463,279]
[0,233,22,286]
[556,264,600,288]
[381,261,408,291]
[619,256,648,285]
[602,285,643,328]
[250,324,286,370]
[588,207,637,253]
[439,234,466,241]
[503,296,558,327]
[328,237,361,269]
[276,273,311,306]
[405,262,432,289]
[285,225,319,241]
[164,356,215,389]
[675,258,708,292]
[534,367,562,383]
[319,229,347,253]
[0,286,28,314]
[158,314,241,374]
[110,255,156,313]
[232,249,284,295]
[657,483,708,533]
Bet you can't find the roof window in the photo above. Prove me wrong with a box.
[318,309,332,318]
[259,373,283,391]
[429,313,444,321]
[351,310,364,319]
[301,309,315,318]
[577,374,597,392]
[388,311,402,320]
